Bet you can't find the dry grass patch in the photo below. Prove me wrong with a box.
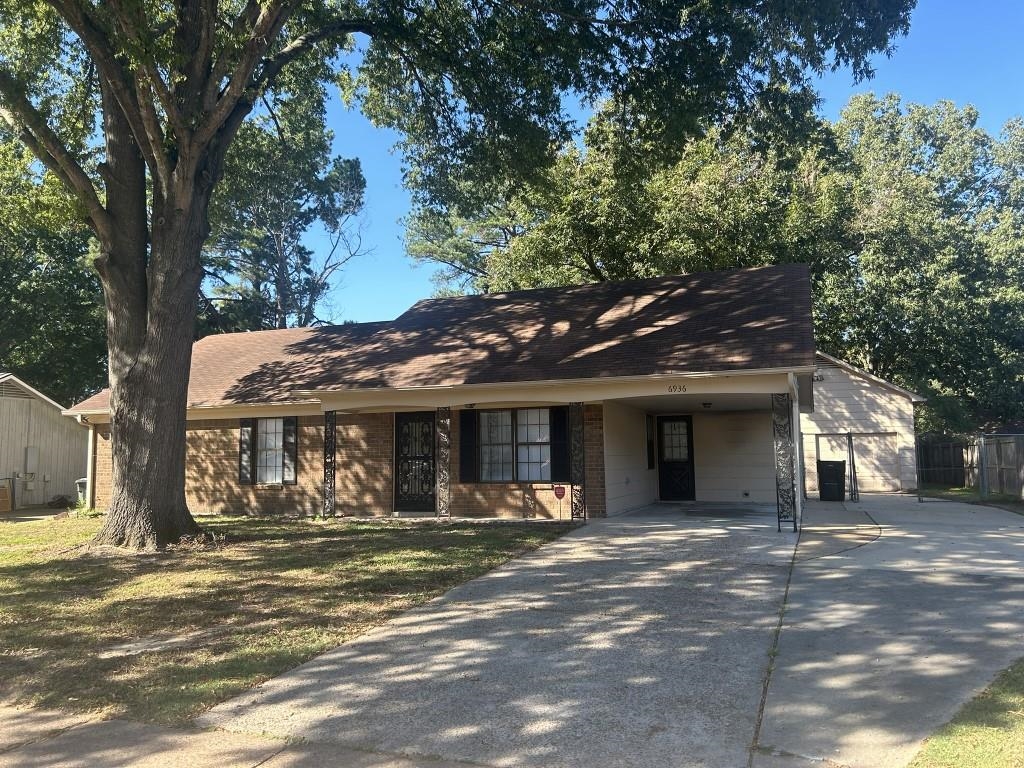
[0,514,570,725]
[909,656,1024,768]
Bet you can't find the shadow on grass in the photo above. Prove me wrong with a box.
[0,516,571,724]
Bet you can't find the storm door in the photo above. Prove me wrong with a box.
[395,412,436,512]
[657,415,695,501]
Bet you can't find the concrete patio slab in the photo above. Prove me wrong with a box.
[201,506,797,768]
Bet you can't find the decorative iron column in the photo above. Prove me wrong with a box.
[771,394,797,531]
[323,410,337,519]
[436,406,452,518]
[569,402,586,520]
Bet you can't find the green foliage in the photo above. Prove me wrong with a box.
[0,0,914,398]
[0,136,105,405]
[201,71,367,333]
[408,95,1024,433]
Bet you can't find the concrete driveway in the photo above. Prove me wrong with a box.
[755,495,1024,768]
[6,497,1023,767]
[201,506,797,768]
[201,496,1024,768]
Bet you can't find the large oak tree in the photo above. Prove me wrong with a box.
[0,0,914,548]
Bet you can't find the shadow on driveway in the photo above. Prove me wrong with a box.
[199,506,796,768]
[754,494,1024,768]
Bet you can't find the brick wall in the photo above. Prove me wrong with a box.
[336,412,393,515]
[94,416,322,516]
[584,404,607,517]
[91,405,608,518]
[448,404,606,519]
[93,426,112,510]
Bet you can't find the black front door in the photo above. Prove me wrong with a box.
[395,412,436,512]
[658,415,695,501]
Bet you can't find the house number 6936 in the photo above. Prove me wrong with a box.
[668,384,687,393]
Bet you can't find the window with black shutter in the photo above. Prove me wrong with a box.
[459,409,479,483]
[459,407,571,483]
[239,417,298,485]
[239,419,255,485]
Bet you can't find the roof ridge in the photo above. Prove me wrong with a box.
[194,319,394,344]
[403,264,803,311]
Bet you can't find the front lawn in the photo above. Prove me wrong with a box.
[0,514,569,725]
[909,656,1024,768]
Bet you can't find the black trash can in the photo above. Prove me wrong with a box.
[818,460,846,501]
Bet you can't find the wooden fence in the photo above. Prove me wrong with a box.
[917,435,1024,499]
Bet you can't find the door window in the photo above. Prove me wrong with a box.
[661,421,690,462]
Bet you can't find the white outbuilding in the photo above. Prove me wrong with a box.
[0,373,88,511]
[801,352,925,495]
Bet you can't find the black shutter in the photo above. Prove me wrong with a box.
[459,409,479,483]
[239,418,256,485]
[550,406,570,482]
[646,414,656,469]
[282,416,298,485]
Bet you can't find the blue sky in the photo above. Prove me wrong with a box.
[319,1,1024,324]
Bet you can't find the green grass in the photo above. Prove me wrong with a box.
[909,656,1024,768]
[0,514,570,725]
[917,484,1024,516]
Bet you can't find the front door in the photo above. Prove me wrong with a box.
[658,415,695,501]
[395,412,436,512]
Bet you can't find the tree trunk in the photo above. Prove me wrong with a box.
[92,88,208,547]
[87,62,252,549]
[93,235,205,549]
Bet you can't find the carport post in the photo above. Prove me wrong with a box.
[436,406,452,518]
[323,410,337,518]
[771,393,798,532]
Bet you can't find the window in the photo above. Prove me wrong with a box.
[516,408,551,481]
[661,420,690,461]
[478,408,552,482]
[239,417,298,486]
[479,410,514,481]
[256,418,284,484]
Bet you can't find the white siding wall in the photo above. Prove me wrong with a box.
[602,401,658,515]
[692,411,776,503]
[801,363,918,492]
[0,392,88,507]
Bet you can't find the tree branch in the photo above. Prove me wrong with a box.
[194,0,296,148]
[44,0,171,183]
[0,69,112,239]
[255,16,376,89]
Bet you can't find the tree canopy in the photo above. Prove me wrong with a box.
[201,71,366,333]
[0,135,105,405]
[408,94,1024,434]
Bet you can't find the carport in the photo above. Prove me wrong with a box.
[598,375,811,531]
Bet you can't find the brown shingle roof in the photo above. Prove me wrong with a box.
[69,264,815,412]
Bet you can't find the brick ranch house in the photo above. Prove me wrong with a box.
[68,264,832,527]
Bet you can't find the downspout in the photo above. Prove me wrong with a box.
[85,422,96,509]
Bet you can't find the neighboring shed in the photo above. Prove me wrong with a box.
[801,353,926,494]
[0,373,88,509]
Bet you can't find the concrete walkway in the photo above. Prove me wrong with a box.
[3,497,1023,767]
